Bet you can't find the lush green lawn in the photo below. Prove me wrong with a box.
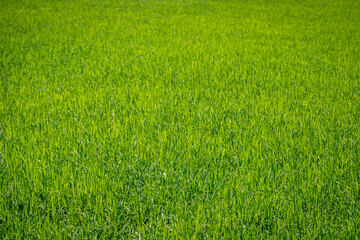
[1,0,360,238]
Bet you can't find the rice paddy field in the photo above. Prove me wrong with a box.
[1,0,360,238]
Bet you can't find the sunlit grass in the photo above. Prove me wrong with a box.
[1,0,360,238]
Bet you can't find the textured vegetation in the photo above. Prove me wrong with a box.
[1,0,360,238]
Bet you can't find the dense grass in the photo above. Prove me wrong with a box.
[1,0,360,238]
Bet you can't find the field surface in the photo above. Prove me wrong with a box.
[1,0,360,238]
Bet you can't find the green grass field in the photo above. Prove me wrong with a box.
[1,0,360,238]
